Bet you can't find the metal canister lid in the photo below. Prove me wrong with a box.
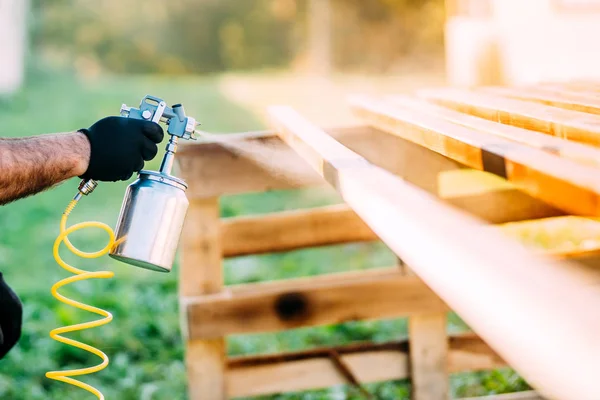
[138,170,188,190]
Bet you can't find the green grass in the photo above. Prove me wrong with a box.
[0,70,533,399]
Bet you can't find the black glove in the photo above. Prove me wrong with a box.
[0,273,22,360]
[78,116,164,182]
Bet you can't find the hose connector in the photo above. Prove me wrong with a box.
[74,179,98,201]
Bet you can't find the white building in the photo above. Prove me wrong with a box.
[0,0,27,94]
[445,0,600,86]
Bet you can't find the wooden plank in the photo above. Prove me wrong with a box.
[402,149,448,400]
[267,105,600,400]
[221,204,378,257]
[349,95,600,217]
[177,127,563,222]
[184,268,448,339]
[176,131,325,199]
[416,88,600,147]
[444,189,563,224]
[408,312,449,400]
[224,202,600,259]
[460,392,545,400]
[226,333,505,398]
[176,126,434,198]
[386,94,600,168]
[400,163,449,400]
[480,86,600,115]
[179,198,227,400]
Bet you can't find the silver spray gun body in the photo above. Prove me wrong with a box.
[79,95,199,273]
[120,95,198,175]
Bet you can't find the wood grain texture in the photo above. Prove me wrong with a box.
[401,160,449,400]
[416,88,600,147]
[178,198,227,400]
[220,196,563,258]
[221,204,378,257]
[444,189,563,224]
[226,333,504,398]
[349,95,600,217]
[176,127,564,223]
[267,105,600,400]
[408,312,449,400]
[480,86,600,115]
[185,268,448,339]
[386,94,600,169]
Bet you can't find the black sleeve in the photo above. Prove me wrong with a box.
[0,273,22,360]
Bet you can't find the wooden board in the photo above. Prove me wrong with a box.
[480,86,600,115]
[179,198,227,399]
[177,128,563,223]
[226,333,505,398]
[183,268,448,339]
[349,95,600,217]
[386,94,600,169]
[222,204,378,257]
[267,105,600,400]
[416,88,600,147]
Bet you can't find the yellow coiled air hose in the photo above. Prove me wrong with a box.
[45,197,116,400]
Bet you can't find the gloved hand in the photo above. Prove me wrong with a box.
[78,116,164,182]
[0,273,22,360]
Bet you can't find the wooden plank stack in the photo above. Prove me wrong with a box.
[176,81,600,400]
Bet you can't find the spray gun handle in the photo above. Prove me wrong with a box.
[120,95,201,176]
[121,95,199,140]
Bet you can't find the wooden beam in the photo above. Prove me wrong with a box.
[226,333,505,398]
[416,88,600,147]
[480,86,600,115]
[221,204,378,257]
[408,311,449,400]
[183,268,448,340]
[400,164,449,400]
[177,128,563,222]
[179,198,227,400]
[349,95,600,217]
[444,189,562,224]
[386,94,600,168]
[267,105,600,400]
[176,131,325,199]
[223,202,600,260]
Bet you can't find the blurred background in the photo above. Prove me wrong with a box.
[2,0,597,399]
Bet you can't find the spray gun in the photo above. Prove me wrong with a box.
[45,95,199,399]
[78,95,199,272]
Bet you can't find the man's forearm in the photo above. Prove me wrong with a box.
[0,132,90,205]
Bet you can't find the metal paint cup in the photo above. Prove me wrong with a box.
[109,170,189,272]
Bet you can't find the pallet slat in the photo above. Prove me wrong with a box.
[267,105,600,400]
[416,88,600,147]
[221,200,565,258]
[349,95,600,217]
[183,268,447,339]
[222,204,377,257]
[179,198,227,399]
[386,94,600,168]
[226,333,505,398]
[177,127,565,223]
[480,86,600,115]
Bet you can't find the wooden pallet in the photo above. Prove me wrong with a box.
[176,82,600,400]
